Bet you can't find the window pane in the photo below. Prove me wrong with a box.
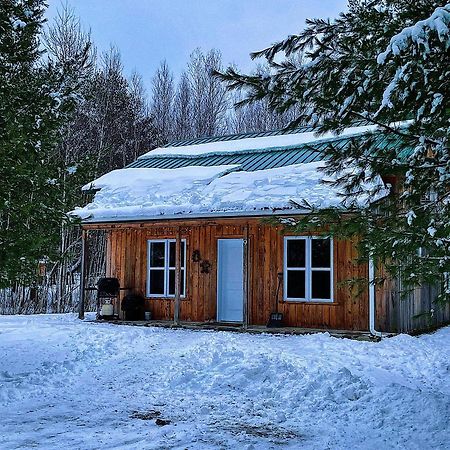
[168,269,174,295]
[169,242,175,267]
[181,269,185,295]
[169,241,186,268]
[311,239,331,268]
[149,270,165,295]
[311,271,331,299]
[287,240,305,268]
[150,242,165,268]
[287,270,305,299]
[168,269,185,296]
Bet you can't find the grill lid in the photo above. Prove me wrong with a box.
[96,277,120,296]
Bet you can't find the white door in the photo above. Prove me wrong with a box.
[217,239,244,322]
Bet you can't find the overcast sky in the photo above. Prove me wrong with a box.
[45,0,347,91]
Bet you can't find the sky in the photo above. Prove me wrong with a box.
[45,0,347,91]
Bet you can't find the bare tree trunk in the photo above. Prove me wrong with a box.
[79,230,88,319]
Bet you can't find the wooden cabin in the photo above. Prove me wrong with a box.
[75,126,450,335]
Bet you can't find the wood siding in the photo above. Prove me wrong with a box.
[85,217,369,331]
[376,268,450,333]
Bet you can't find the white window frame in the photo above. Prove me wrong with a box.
[146,239,186,298]
[283,236,334,303]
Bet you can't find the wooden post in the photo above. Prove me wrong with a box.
[243,225,249,329]
[78,229,89,320]
[174,229,181,325]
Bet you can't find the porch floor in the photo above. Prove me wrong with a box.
[98,318,383,341]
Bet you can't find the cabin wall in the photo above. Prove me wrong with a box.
[376,268,450,333]
[85,217,369,331]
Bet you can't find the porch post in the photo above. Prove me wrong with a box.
[174,228,181,325]
[78,229,89,320]
[243,225,249,329]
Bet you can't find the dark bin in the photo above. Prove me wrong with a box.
[121,294,145,321]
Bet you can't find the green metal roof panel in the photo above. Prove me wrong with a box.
[163,121,379,148]
[127,146,325,171]
[164,125,317,148]
[127,129,414,172]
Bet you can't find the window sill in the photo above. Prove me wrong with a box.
[283,300,336,305]
[146,296,189,301]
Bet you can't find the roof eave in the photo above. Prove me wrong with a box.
[79,208,314,225]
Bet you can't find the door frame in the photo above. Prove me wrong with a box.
[216,238,245,323]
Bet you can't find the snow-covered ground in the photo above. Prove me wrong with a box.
[0,314,448,449]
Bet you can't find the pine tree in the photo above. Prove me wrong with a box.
[218,1,450,303]
[0,0,79,286]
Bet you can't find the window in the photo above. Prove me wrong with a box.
[422,188,438,204]
[284,237,333,302]
[147,239,186,298]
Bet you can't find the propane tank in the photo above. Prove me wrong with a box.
[101,300,114,317]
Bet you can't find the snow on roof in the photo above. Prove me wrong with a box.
[139,124,379,159]
[72,162,388,222]
[73,124,405,223]
[80,164,238,192]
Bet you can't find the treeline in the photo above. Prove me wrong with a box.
[1,4,295,314]
[151,51,299,144]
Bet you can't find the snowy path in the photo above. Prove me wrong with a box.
[0,314,448,449]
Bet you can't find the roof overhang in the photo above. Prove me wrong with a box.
[79,207,313,225]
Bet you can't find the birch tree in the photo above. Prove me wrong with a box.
[188,49,228,137]
[173,72,192,140]
[151,60,175,145]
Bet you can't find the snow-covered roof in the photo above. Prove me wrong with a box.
[73,125,391,223]
[139,124,378,159]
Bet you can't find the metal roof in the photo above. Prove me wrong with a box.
[162,120,374,148]
[127,131,411,172]
[162,125,317,148]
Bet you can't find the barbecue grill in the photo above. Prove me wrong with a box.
[85,278,146,321]
[97,278,120,319]
[94,277,123,319]
[97,277,120,297]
